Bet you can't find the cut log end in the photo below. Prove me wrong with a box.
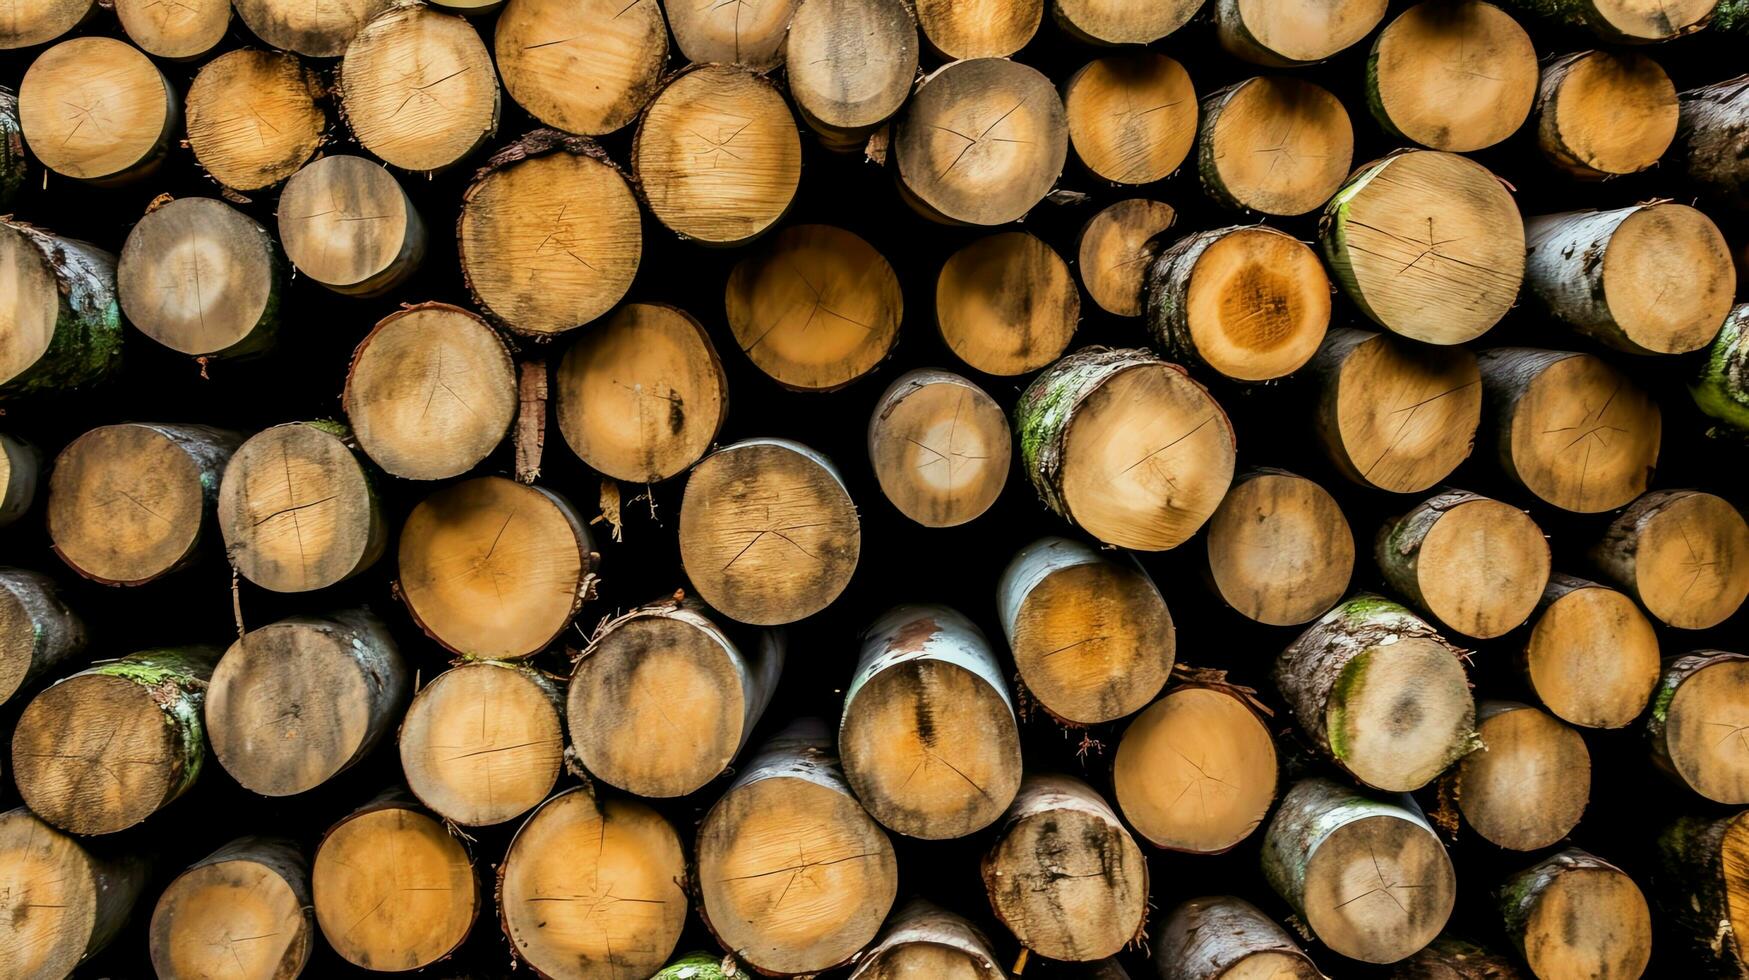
[19,37,175,185]
[1593,490,1749,630]
[1199,76,1354,216]
[401,662,564,825]
[115,0,229,59]
[868,370,1011,528]
[1525,578,1660,729]
[117,197,282,359]
[233,0,391,56]
[848,899,1004,980]
[1378,491,1551,639]
[1656,652,1749,803]
[0,0,93,50]
[148,840,313,980]
[1314,329,1481,493]
[1206,470,1353,626]
[1457,702,1590,850]
[339,7,499,173]
[279,155,426,297]
[785,0,918,149]
[1502,850,1652,980]
[493,0,667,136]
[186,49,324,190]
[1065,52,1196,185]
[936,231,1078,377]
[1218,0,1388,66]
[0,807,144,979]
[0,568,85,705]
[1368,0,1537,152]
[914,0,1039,58]
[1538,50,1676,179]
[1154,896,1321,980]
[1077,198,1177,318]
[1585,0,1716,41]
[1115,686,1277,853]
[665,0,799,69]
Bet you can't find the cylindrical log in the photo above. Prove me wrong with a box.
[11,646,218,834]
[0,567,85,705]
[997,534,1175,724]
[218,421,386,593]
[1646,651,1749,803]
[678,438,860,625]
[1477,348,1661,514]
[1216,0,1388,66]
[499,786,688,979]
[785,0,918,151]
[48,423,240,586]
[207,610,407,797]
[278,155,427,297]
[1053,0,1197,42]
[1153,896,1323,980]
[398,476,594,658]
[0,220,122,399]
[1078,198,1177,318]
[656,952,738,980]
[1393,937,1525,979]
[1063,52,1196,185]
[1535,50,1676,179]
[633,65,802,244]
[400,660,565,825]
[1321,150,1525,345]
[868,369,1011,528]
[0,0,91,49]
[1307,328,1482,494]
[1499,0,1713,40]
[458,130,642,336]
[936,231,1078,377]
[184,49,324,191]
[114,0,229,58]
[569,597,781,798]
[19,37,177,185]
[982,774,1147,962]
[1499,849,1652,980]
[1115,685,1277,854]
[492,0,667,136]
[1263,777,1456,964]
[1654,811,1749,977]
[0,86,22,209]
[1204,468,1353,626]
[1589,490,1749,630]
[148,837,313,980]
[233,0,391,56]
[117,197,286,360]
[1455,701,1590,851]
[665,0,799,69]
[1366,1,1538,152]
[1375,489,1551,639]
[847,899,1005,980]
[0,807,147,978]
[0,433,35,526]
[915,0,1037,57]
[339,6,499,172]
[312,792,478,972]
[893,58,1068,226]
[1196,76,1354,216]
[1016,346,1235,551]
[696,718,899,976]
[1677,76,1749,211]
[344,302,517,481]
[1523,575,1660,729]
[1276,594,1478,791]
[724,224,902,390]
[1692,303,1749,435]
[1145,225,1331,382]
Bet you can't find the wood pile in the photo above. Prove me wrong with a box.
[2,0,1748,977]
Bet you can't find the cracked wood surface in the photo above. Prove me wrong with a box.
[184,49,323,191]
[0,807,147,978]
[1064,51,1196,184]
[937,230,1078,377]
[148,836,312,980]
[118,196,282,359]
[1198,76,1353,215]
[1367,0,1538,152]
[400,660,564,825]
[494,0,667,136]
[339,6,499,172]
[1114,685,1278,854]
[1589,489,1749,630]
[278,154,426,296]
[18,36,175,184]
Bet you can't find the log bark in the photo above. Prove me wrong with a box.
[1393,937,1527,978]
[278,154,427,297]
[1063,52,1196,184]
[656,952,738,980]
[0,807,148,978]
[936,230,1079,376]
[492,0,667,136]
[117,197,286,360]
[185,49,324,190]
[1454,701,1590,851]
[1535,50,1677,179]
[1275,594,1479,791]
[1498,849,1652,980]
[665,0,799,69]
[0,220,123,399]
[847,899,1005,980]
[0,0,91,48]
[0,567,85,705]
[1204,468,1353,626]
[1646,651,1749,804]
[1216,0,1388,66]
[11,646,219,834]
[339,6,499,172]
[18,37,177,185]
[1077,198,1177,317]
[785,0,918,151]
[233,0,390,56]
[1114,685,1278,854]
[868,369,1011,528]
[1015,346,1236,552]
[1693,304,1749,435]
[1589,490,1749,630]
[148,836,313,980]
[400,660,565,825]
[514,359,545,483]
[1498,0,1714,40]
[0,86,21,209]
[1677,76,1749,211]
[1654,810,1749,977]
[1365,1,1538,152]
[1195,76,1354,216]
[114,0,229,58]
[207,610,407,797]
[1522,575,1661,729]
[1153,896,1324,980]
[0,432,35,526]
[1374,488,1551,639]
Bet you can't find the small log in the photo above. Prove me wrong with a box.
[1366,1,1538,152]
[678,438,860,626]
[1499,849,1652,980]
[344,302,517,480]
[1589,490,1749,630]
[893,58,1068,225]
[0,86,22,208]
[1016,346,1235,551]
[1263,777,1456,964]
[48,423,240,586]
[1523,575,1660,729]
[633,65,802,244]
[11,646,219,834]
[847,899,1005,980]
[0,220,123,399]
[1499,0,1713,40]
[696,718,899,976]
[1216,0,1388,66]
[785,0,919,151]
[1376,489,1551,639]
[19,37,177,185]
[278,155,425,297]
[1477,348,1661,514]
[1654,811,1749,977]
[1304,328,1482,494]
[665,0,799,69]
[1064,52,1197,185]
[867,369,1011,528]
[1078,198,1177,317]
[1275,594,1478,791]
[1052,0,1197,42]
[1392,937,1526,979]
[148,837,313,980]
[1646,651,1749,803]
[207,610,407,797]
[1196,76,1354,216]
[0,807,147,978]
[1677,76,1749,211]
[117,197,286,360]
[1204,468,1353,626]
[1692,304,1749,435]
[1321,150,1524,345]
[340,6,499,172]
[0,0,91,48]
[1145,224,1331,382]
[1115,685,1277,854]
[217,421,386,593]
[459,132,641,336]
[915,0,1037,57]
[115,0,227,57]
[982,774,1147,962]
[185,49,324,190]
[1455,701,1590,851]
[493,0,667,135]
[569,598,781,797]
[312,792,478,972]
[997,535,1174,725]
[398,476,594,658]
[936,230,1078,377]
[0,567,84,705]
[233,0,391,56]
[1153,896,1324,980]
[1535,50,1676,179]
[400,660,565,825]
[0,432,36,526]
[724,224,902,390]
